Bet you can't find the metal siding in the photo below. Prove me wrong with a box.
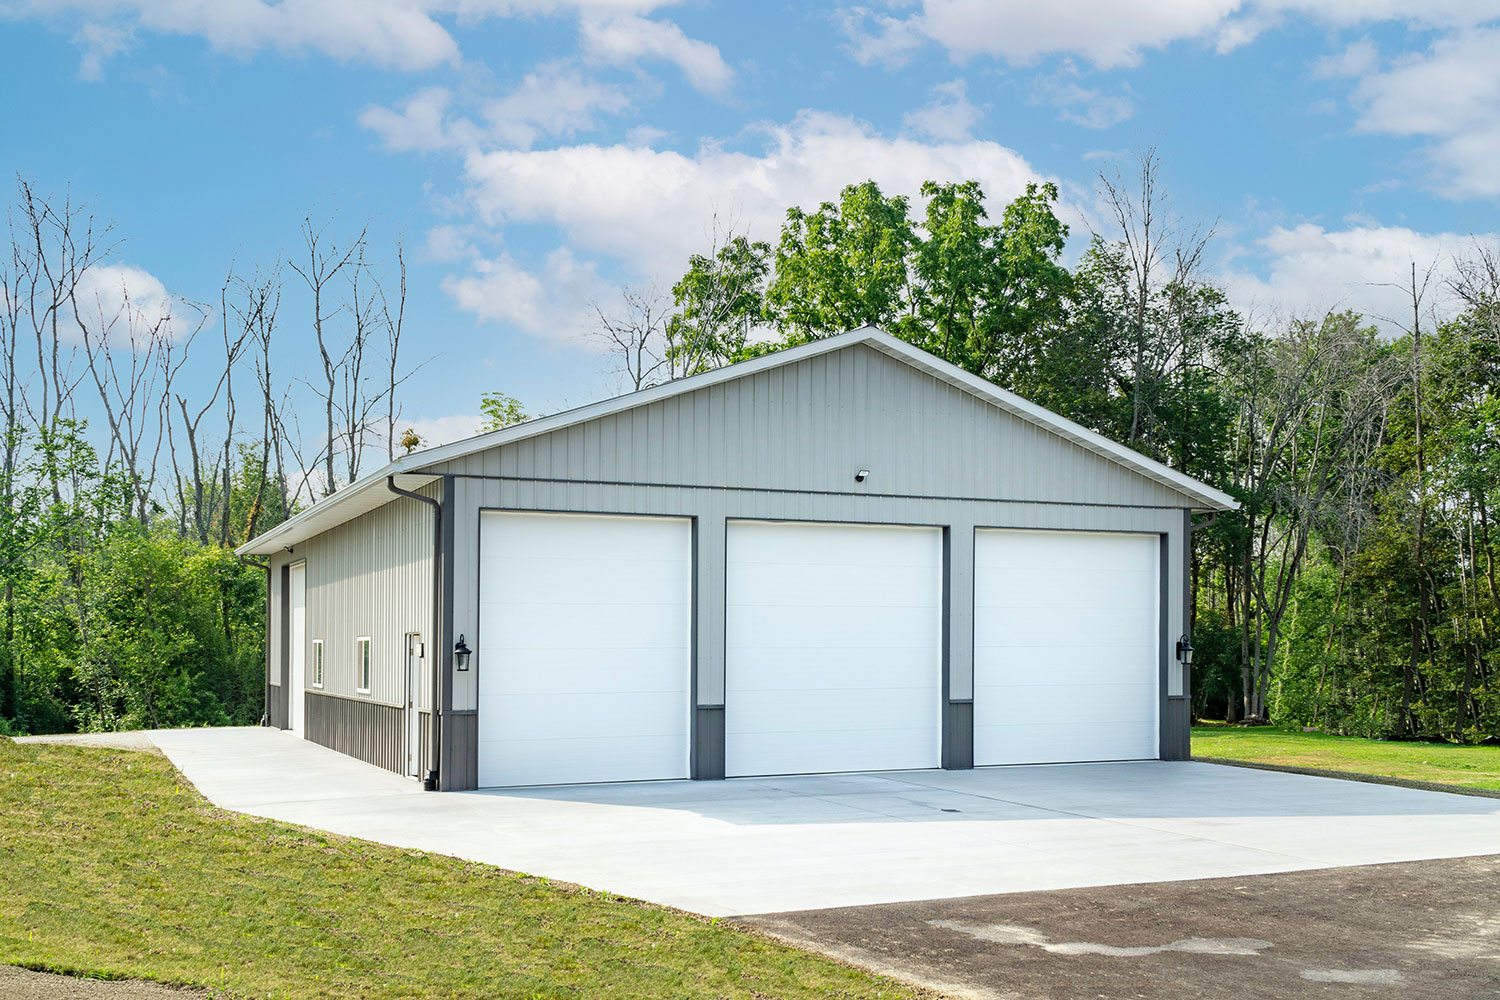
[288,341,1200,780]
[428,344,1194,507]
[443,712,478,790]
[1163,508,1193,759]
[943,701,974,769]
[948,518,977,702]
[305,690,405,774]
[288,481,437,743]
[446,478,1188,770]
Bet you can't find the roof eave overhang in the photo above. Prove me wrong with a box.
[234,469,441,558]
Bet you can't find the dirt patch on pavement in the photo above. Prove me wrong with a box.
[0,967,207,999]
[738,855,1500,1000]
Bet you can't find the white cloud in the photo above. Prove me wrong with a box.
[483,62,632,147]
[437,111,1049,342]
[837,1,1500,70]
[625,124,669,146]
[902,78,982,141]
[27,0,461,73]
[1343,27,1500,198]
[401,412,487,448]
[1311,36,1378,78]
[1028,63,1134,129]
[838,6,928,68]
[900,0,1242,68]
[361,65,631,154]
[423,224,479,262]
[1220,222,1480,327]
[69,262,196,345]
[360,86,472,153]
[1263,0,1499,28]
[71,21,133,80]
[458,110,1047,281]
[16,0,699,77]
[579,14,732,93]
[442,247,609,345]
[450,0,676,14]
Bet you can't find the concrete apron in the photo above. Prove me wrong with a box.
[67,727,1500,917]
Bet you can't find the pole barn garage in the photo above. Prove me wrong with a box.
[239,326,1237,790]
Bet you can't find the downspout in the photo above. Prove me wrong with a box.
[239,555,271,727]
[387,476,442,791]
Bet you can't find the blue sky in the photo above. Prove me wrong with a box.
[2,1,1498,450]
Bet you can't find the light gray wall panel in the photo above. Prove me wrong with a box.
[292,481,438,710]
[427,344,1200,509]
[444,480,1186,738]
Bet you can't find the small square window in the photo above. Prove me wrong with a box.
[355,637,372,694]
[311,640,324,688]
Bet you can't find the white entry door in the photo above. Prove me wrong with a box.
[724,520,943,777]
[287,562,306,737]
[477,512,692,787]
[973,528,1160,765]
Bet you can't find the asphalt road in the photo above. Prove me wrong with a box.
[738,855,1500,1000]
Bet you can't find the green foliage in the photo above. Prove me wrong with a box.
[71,525,263,731]
[676,174,1500,742]
[478,392,529,432]
[668,233,771,373]
[1,423,272,735]
[1188,609,1240,723]
[767,180,919,341]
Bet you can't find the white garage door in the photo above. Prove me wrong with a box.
[725,520,943,777]
[974,528,1159,766]
[477,512,692,787]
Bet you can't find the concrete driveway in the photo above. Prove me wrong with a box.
[44,726,1500,917]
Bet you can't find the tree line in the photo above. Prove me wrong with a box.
[597,150,1500,742]
[0,179,418,734]
[6,153,1499,744]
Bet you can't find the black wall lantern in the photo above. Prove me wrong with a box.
[453,634,472,672]
[1175,634,1194,667]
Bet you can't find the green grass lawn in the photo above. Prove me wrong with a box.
[1192,725,1500,792]
[0,738,929,1000]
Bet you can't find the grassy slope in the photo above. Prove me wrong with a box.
[0,739,927,1000]
[1192,726,1500,791]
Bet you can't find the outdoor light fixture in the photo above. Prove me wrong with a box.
[453,634,472,672]
[1175,634,1194,667]
[855,469,870,482]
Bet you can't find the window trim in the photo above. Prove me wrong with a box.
[310,639,325,689]
[355,636,372,694]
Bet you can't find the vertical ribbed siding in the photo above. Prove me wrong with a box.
[305,691,405,773]
[443,712,478,790]
[265,480,436,779]
[297,480,437,709]
[432,344,1196,507]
